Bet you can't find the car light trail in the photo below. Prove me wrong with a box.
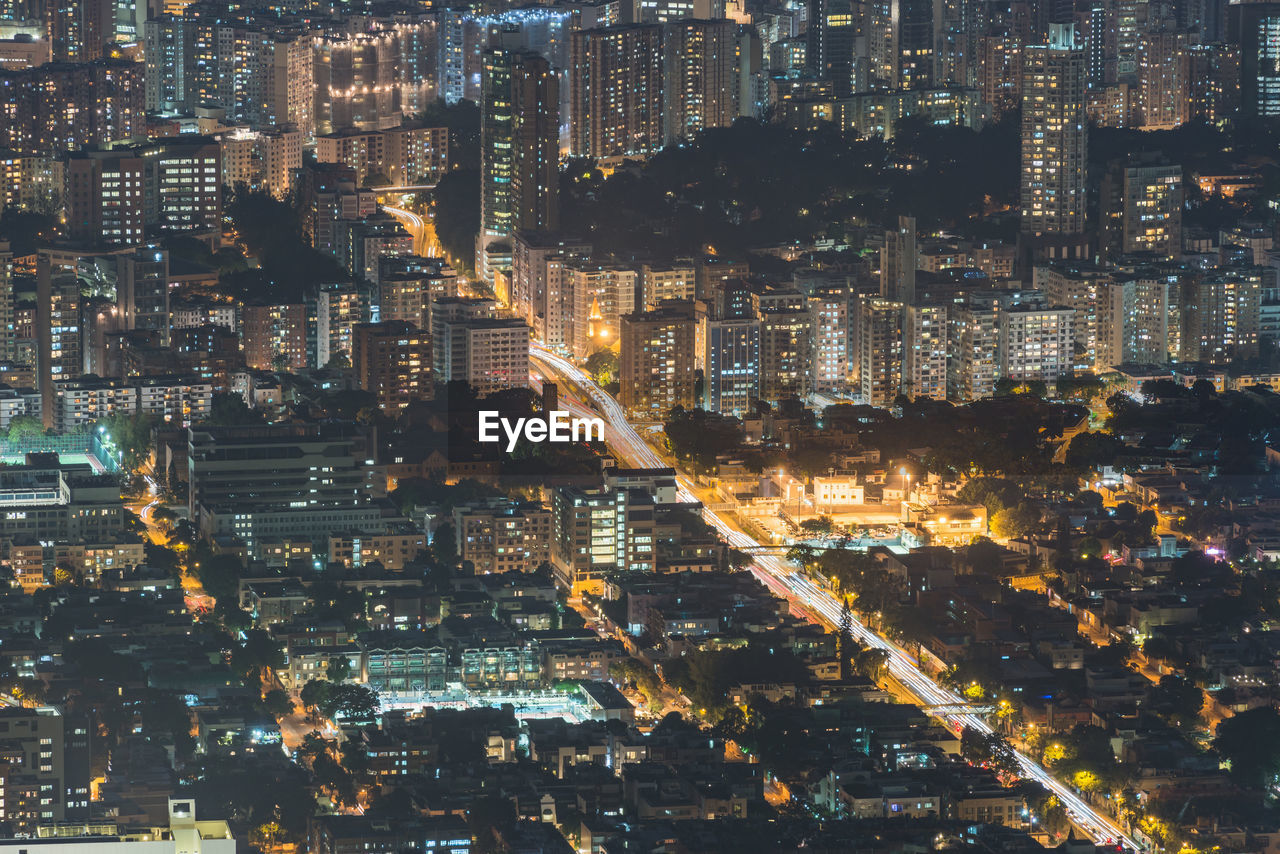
[530,345,1142,852]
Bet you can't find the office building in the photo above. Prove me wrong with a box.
[702,316,760,416]
[807,0,857,94]
[351,321,431,412]
[187,424,388,555]
[0,799,234,854]
[1020,25,1087,236]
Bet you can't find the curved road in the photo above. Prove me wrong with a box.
[529,345,1142,851]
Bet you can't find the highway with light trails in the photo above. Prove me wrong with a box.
[529,344,1142,851]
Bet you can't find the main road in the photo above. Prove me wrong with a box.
[529,345,1142,851]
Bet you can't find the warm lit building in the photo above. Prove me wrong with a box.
[351,321,431,411]
[854,296,902,407]
[568,24,665,158]
[316,125,448,187]
[65,137,222,245]
[477,49,560,283]
[620,300,703,417]
[1020,25,1087,236]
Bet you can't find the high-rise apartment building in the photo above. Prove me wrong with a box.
[1137,31,1189,129]
[317,125,449,187]
[662,19,742,144]
[1185,266,1264,363]
[37,256,82,429]
[219,127,303,201]
[1020,24,1087,236]
[117,249,170,347]
[550,486,656,593]
[242,302,308,371]
[947,292,1001,400]
[1183,44,1241,124]
[569,25,665,158]
[510,232,592,351]
[0,706,90,834]
[640,263,696,308]
[1229,1,1280,118]
[903,302,948,400]
[565,262,637,359]
[1096,273,1180,368]
[0,60,144,155]
[1035,261,1109,366]
[758,290,811,402]
[431,298,531,396]
[809,286,851,394]
[478,49,561,283]
[352,321,432,412]
[880,215,918,303]
[998,299,1076,382]
[620,299,703,417]
[854,296,902,407]
[65,137,222,246]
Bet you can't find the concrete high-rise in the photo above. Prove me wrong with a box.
[620,300,703,417]
[477,49,561,284]
[854,296,903,407]
[352,321,432,412]
[1020,24,1087,236]
[569,25,665,158]
[37,255,82,429]
[662,19,742,144]
[880,215,917,303]
[1229,1,1280,118]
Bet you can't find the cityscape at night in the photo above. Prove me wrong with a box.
[0,0,1277,850]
